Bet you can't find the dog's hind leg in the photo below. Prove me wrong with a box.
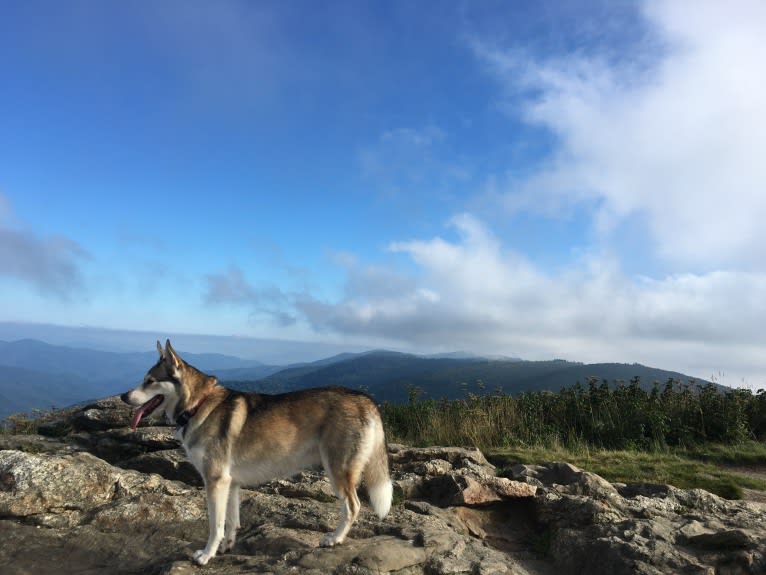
[320,470,361,547]
[193,472,232,566]
[219,483,241,554]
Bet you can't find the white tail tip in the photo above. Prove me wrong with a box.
[368,480,393,519]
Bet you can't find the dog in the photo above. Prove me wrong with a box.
[121,340,393,566]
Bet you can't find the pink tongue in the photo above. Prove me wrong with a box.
[129,407,147,431]
[129,396,162,431]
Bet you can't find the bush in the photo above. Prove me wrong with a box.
[381,378,765,451]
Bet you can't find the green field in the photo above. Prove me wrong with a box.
[485,443,766,500]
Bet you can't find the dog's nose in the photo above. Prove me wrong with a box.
[120,392,130,404]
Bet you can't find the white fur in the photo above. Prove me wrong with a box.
[122,380,179,424]
[364,417,393,519]
[368,478,394,519]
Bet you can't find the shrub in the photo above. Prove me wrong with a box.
[381,378,763,451]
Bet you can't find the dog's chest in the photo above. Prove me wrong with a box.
[178,438,205,478]
[182,442,206,473]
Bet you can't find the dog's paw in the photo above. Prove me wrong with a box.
[320,532,343,547]
[192,549,213,566]
[218,534,236,554]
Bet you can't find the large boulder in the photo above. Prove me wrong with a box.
[67,396,137,432]
[0,449,205,529]
[506,462,766,575]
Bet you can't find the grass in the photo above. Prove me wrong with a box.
[380,381,766,500]
[486,441,766,500]
[684,441,766,466]
[1,406,76,436]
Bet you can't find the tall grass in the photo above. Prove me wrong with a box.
[1,406,75,435]
[381,378,766,451]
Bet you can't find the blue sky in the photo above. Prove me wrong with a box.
[1,1,765,386]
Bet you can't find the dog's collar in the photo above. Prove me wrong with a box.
[176,394,211,429]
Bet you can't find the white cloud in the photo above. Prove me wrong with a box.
[298,214,766,385]
[475,0,766,271]
[203,266,296,326]
[0,193,88,298]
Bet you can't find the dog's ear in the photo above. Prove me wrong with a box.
[164,339,183,371]
[156,340,165,359]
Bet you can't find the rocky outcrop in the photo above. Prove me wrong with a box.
[0,396,764,574]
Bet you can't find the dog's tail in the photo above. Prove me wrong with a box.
[364,416,393,519]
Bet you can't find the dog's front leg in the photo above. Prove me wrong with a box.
[193,474,231,566]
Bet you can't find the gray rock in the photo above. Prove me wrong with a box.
[120,448,202,486]
[390,444,496,475]
[511,461,619,499]
[69,425,179,463]
[0,449,204,529]
[69,396,136,431]
[0,433,77,455]
[2,403,766,575]
[421,473,536,507]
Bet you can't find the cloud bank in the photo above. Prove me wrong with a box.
[475,0,766,271]
[297,215,765,384]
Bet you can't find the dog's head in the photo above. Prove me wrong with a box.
[121,339,186,430]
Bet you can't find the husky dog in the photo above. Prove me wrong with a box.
[121,340,393,566]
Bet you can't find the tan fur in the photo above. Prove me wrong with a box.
[121,340,392,566]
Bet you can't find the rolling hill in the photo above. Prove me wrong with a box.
[225,351,712,403]
[0,339,276,419]
[0,339,714,421]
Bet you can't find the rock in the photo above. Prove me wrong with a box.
[2,402,766,575]
[296,535,428,573]
[537,475,766,575]
[511,461,619,499]
[422,473,536,507]
[685,528,753,550]
[261,471,337,502]
[120,448,202,486]
[36,417,73,437]
[414,458,453,476]
[0,449,204,529]
[389,444,496,475]
[0,450,126,527]
[0,433,77,455]
[69,426,179,464]
[391,444,534,508]
[69,396,136,431]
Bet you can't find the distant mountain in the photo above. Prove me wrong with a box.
[211,365,286,381]
[0,321,371,365]
[0,339,274,419]
[425,351,522,361]
[226,352,715,403]
[0,365,103,417]
[0,339,716,422]
[226,350,469,395]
